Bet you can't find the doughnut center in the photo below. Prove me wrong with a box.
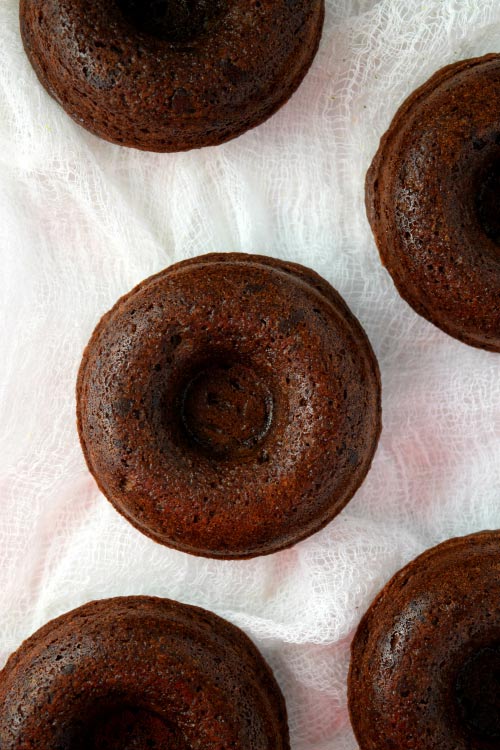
[117,0,226,42]
[90,707,188,749]
[181,362,273,457]
[476,159,500,246]
[455,645,500,742]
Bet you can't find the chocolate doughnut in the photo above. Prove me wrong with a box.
[366,55,500,351]
[20,0,324,151]
[76,253,381,558]
[349,531,500,749]
[0,596,289,749]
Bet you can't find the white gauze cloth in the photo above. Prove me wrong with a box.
[1,1,500,747]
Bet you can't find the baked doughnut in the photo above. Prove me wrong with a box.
[0,596,289,749]
[349,531,500,749]
[76,253,381,558]
[366,55,500,351]
[20,0,324,151]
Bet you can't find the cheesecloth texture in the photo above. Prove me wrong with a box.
[1,1,500,747]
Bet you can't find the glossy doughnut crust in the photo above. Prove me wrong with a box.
[76,253,381,559]
[20,0,324,152]
[348,531,500,750]
[0,596,289,749]
[366,55,500,351]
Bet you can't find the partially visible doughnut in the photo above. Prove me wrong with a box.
[349,531,500,749]
[0,596,289,749]
[367,55,500,351]
[20,0,324,151]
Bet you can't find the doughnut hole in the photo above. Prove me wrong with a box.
[88,707,188,749]
[116,0,227,42]
[476,157,500,246]
[455,645,500,744]
[181,360,274,458]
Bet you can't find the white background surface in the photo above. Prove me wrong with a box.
[2,1,500,747]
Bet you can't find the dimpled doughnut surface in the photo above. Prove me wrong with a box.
[20,0,324,152]
[0,596,289,749]
[348,531,500,750]
[76,253,381,559]
[366,55,500,351]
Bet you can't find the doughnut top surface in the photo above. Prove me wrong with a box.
[76,253,381,559]
[20,0,324,151]
[366,54,500,351]
[348,531,500,750]
[0,596,289,749]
